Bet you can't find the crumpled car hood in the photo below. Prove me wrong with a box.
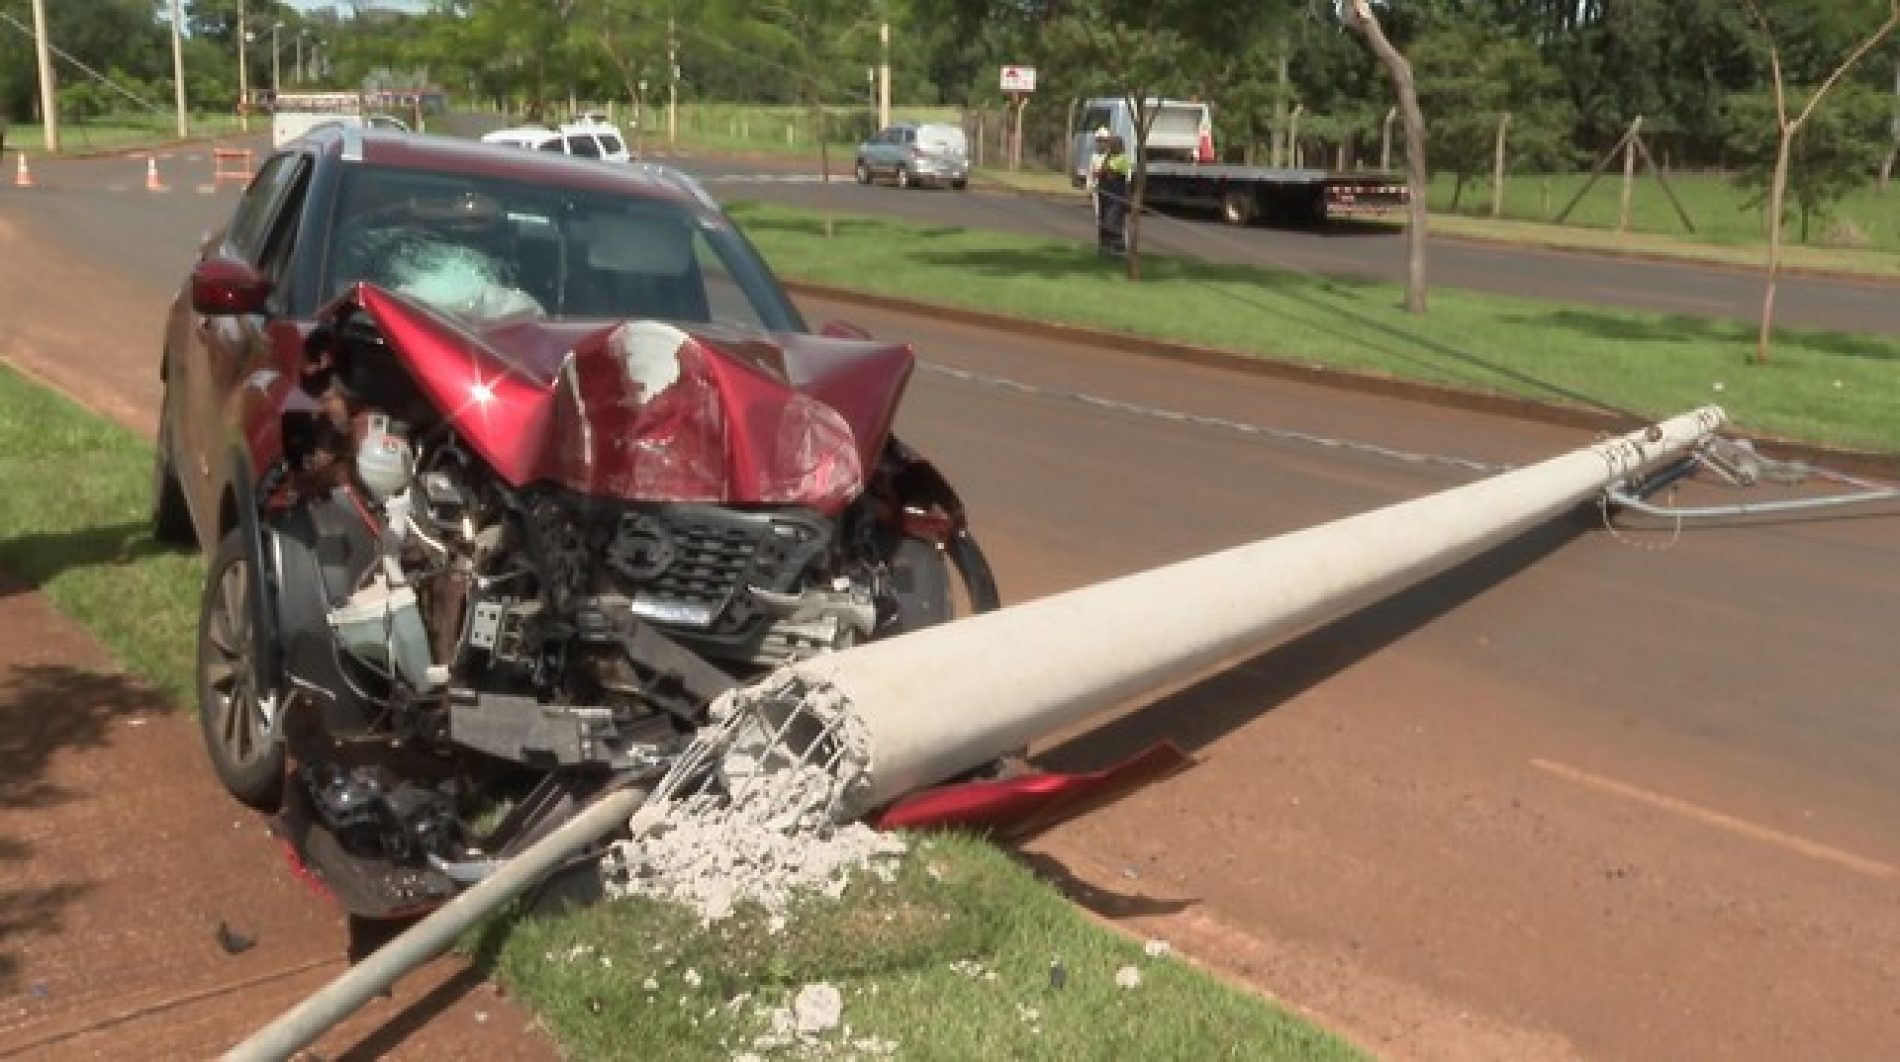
[340,283,914,513]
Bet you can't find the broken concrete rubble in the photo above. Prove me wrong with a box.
[602,673,902,924]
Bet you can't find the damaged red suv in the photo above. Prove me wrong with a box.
[152,126,997,917]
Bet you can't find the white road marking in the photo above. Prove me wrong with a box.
[703,173,831,184]
[196,185,216,194]
[1529,758,1896,879]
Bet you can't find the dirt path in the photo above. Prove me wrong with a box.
[0,574,559,1060]
[0,215,562,1059]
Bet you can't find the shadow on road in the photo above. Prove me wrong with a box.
[332,963,491,1062]
[0,660,172,993]
[1033,508,1591,772]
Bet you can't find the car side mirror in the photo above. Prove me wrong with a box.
[818,319,872,340]
[191,257,273,315]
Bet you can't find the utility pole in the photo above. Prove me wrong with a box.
[169,0,190,137]
[272,22,282,96]
[238,0,249,132]
[878,21,890,130]
[30,0,57,151]
[667,16,678,144]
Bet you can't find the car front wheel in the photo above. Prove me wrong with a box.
[198,528,284,809]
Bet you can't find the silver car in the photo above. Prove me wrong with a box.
[854,122,969,190]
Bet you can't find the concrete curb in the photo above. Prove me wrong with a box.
[781,277,1900,480]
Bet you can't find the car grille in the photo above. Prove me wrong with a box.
[605,506,828,636]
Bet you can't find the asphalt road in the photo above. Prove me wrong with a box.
[3,149,1898,1060]
[22,138,1899,335]
[674,154,1900,336]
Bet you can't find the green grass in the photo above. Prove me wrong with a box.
[4,113,246,156]
[726,201,1900,454]
[0,362,1357,1060]
[1417,213,1900,280]
[0,367,201,701]
[484,832,1357,1062]
[1427,168,1900,255]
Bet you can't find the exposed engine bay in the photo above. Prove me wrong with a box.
[249,287,996,916]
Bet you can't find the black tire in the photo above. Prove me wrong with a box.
[854,159,871,185]
[950,178,968,191]
[896,166,913,189]
[1220,188,1255,227]
[198,528,285,810]
[885,537,954,636]
[151,400,196,547]
[1303,188,1329,227]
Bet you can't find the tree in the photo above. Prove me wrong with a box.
[1739,0,1898,363]
[735,0,881,184]
[1411,18,1573,210]
[1,0,169,121]
[1725,84,1889,240]
[1882,46,1899,191]
[1344,0,1429,314]
[577,0,664,143]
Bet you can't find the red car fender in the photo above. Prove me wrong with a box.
[873,742,1195,841]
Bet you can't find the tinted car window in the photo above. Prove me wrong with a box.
[598,134,625,154]
[565,134,602,158]
[536,137,565,152]
[226,154,302,263]
[321,166,801,332]
[256,160,313,300]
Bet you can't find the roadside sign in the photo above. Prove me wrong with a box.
[1000,66,1037,93]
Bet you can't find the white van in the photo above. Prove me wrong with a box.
[1069,97,1214,186]
[481,120,632,163]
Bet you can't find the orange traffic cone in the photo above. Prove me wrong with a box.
[145,156,168,192]
[13,153,34,189]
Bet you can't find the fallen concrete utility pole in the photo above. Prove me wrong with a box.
[226,407,1724,1057]
[774,406,1727,817]
[222,785,646,1062]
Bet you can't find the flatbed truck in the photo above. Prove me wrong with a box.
[1071,96,1409,226]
